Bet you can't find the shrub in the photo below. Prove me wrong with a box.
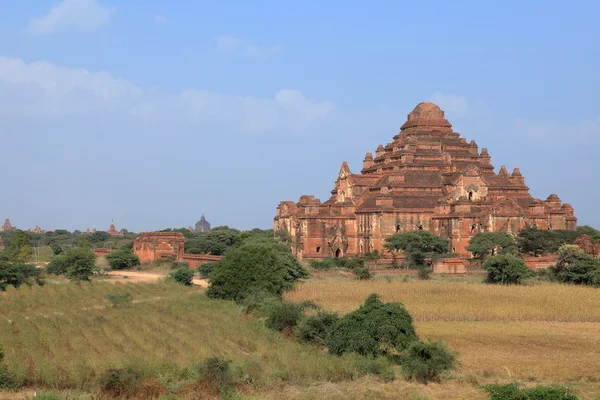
[105,249,140,270]
[263,300,305,333]
[482,254,534,285]
[198,262,216,279]
[328,293,418,357]
[296,310,340,346]
[354,266,371,280]
[99,367,141,397]
[308,258,337,270]
[356,357,395,382]
[401,339,457,383]
[549,244,600,286]
[417,266,432,280]
[0,366,17,389]
[171,261,189,271]
[64,246,97,281]
[481,382,578,400]
[466,232,518,262]
[0,262,41,290]
[239,290,281,315]
[207,243,298,302]
[197,356,237,395]
[169,267,194,285]
[106,292,133,307]
[385,231,450,268]
[46,254,69,275]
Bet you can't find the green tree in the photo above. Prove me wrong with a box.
[384,231,449,267]
[49,242,63,255]
[64,246,97,281]
[46,254,69,275]
[105,249,140,270]
[89,231,111,244]
[3,230,33,263]
[328,293,418,358]
[0,262,41,290]
[549,244,600,286]
[466,232,518,262]
[577,225,600,241]
[517,227,580,256]
[207,242,305,302]
[401,339,457,383]
[481,254,534,284]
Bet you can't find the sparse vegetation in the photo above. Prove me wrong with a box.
[481,382,578,400]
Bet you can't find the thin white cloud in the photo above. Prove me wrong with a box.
[0,57,334,132]
[216,35,284,58]
[154,15,167,24]
[28,0,115,35]
[514,117,600,141]
[429,92,470,117]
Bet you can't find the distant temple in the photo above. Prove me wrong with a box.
[32,225,42,234]
[107,220,124,237]
[194,215,211,233]
[275,102,577,259]
[1,217,16,232]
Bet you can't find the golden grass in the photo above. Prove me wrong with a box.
[286,273,600,322]
[285,273,600,398]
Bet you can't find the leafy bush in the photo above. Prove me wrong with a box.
[64,246,97,281]
[549,244,600,286]
[296,310,340,346]
[0,262,41,290]
[482,254,534,285]
[2,230,33,263]
[356,356,395,382]
[354,266,371,280]
[308,258,337,270]
[99,367,142,397]
[106,292,133,307]
[263,300,305,333]
[481,382,578,400]
[169,267,194,285]
[207,242,305,302]
[0,366,17,389]
[401,339,457,383]
[417,266,432,280]
[198,262,216,279]
[46,254,70,275]
[197,356,237,395]
[239,290,281,315]
[105,249,140,270]
[328,293,418,357]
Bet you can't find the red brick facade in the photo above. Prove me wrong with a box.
[275,102,577,259]
[133,232,185,263]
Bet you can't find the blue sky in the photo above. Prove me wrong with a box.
[0,0,598,232]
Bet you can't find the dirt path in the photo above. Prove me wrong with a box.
[107,270,209,287]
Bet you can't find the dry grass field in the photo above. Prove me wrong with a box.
[1,274,599,399]
[286,272,600,398]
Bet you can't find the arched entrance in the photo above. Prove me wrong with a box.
[335,248,342,258]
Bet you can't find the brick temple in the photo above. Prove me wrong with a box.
[274,102,577,259]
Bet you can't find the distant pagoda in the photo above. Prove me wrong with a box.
[1,217,16,232]
[107,220,124,237]
[194,215,211,233]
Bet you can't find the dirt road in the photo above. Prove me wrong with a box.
[107,270,209,287]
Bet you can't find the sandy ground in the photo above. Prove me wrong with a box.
[106,270,209,287]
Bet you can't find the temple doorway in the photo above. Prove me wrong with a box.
[335,248,342,258]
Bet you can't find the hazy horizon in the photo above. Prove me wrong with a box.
[1,1,598,232]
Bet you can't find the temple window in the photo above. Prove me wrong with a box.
[471,224,476,232]
[418,225,424,230]
[316,246,321,253]
[396,225,401,233]
[468,191,474,201]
